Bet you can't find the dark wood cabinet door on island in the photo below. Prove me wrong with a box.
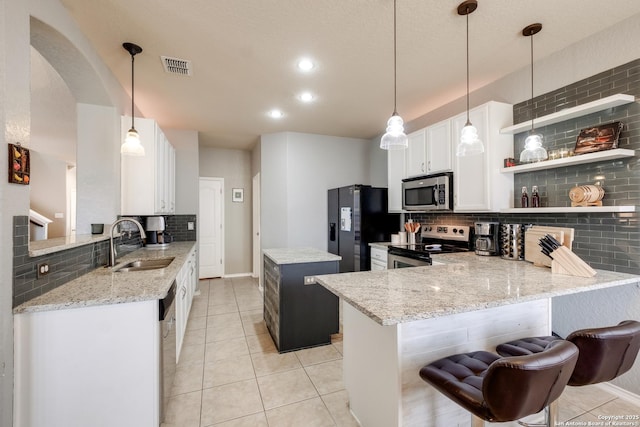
[263,256,339,352]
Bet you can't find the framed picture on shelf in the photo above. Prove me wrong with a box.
[8,143,30,185]
[574,121,623,155]
[232,188,244,203]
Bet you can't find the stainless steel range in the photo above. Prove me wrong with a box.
[387,225,472,268]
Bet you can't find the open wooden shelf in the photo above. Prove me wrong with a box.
[500,148,636,174]
[499,94,636,135]
[500,206,636,214]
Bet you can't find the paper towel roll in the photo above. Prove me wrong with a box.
[398,231,407,244]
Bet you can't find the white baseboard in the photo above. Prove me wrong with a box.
[222,272,253,278]
[597,382,640,405]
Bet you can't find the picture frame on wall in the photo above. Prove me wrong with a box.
[8,143,30,185]
[574,121,623,155]
[232,188,244,203]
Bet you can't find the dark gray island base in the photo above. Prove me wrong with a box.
[263,248,342,353]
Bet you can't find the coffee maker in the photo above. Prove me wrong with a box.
[474,222,500,256]
[145,216,170,249]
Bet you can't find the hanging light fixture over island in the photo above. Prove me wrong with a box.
[121,42,145,156]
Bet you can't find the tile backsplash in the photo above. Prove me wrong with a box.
[412,58,640,275]
[13,213,197,307]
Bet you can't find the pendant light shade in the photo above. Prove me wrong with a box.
[519,23,547,163]
[456,0,484,157]
[122,42,145,156]
[380,0,408,150]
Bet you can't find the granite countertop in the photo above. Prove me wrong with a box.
[14,241,197,314]
[314,252,640,326]
[263,247,341,265]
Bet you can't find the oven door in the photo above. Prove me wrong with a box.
[387,252,432,269]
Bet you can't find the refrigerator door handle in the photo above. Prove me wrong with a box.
[329,223,336,241]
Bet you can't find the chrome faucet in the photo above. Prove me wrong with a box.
[109,218,147,267]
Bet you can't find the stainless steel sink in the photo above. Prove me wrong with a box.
[113,257,175,272]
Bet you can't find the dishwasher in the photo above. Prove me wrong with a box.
[159,282,177,423]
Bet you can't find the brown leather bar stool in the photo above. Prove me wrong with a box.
[496,320,640,387]
[419,340,579,427]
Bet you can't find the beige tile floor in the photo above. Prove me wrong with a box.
[163,277,640,427]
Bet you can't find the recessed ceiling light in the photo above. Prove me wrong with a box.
[268,109,284,119]
[298,92,314,103]
[297,58,314,72]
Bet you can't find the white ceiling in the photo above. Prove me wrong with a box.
[58,0,640,150]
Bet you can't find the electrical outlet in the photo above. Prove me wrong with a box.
[37,262,50,278]
[304,276,316,285]
[187,222,194,230]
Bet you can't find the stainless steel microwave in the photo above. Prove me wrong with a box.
[402,172,453,211]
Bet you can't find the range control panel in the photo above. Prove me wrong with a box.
[421,225,471,243]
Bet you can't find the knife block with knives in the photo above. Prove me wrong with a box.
[538,234,597,278]
[524,226,574,267]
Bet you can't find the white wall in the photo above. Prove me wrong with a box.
[199,146,252,275]
[164,128,199,215]
[260,132,374,252]
[29,152,67,238]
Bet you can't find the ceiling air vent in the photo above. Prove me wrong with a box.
[160,56,192,76]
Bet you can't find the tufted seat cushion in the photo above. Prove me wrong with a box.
[497,320,640,386]
[419,340,579,423]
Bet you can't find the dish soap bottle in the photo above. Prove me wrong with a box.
[521,186,529,208]
[531,185,540,208]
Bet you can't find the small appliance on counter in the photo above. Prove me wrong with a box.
[474,222,500,256]
[145,216,171,249]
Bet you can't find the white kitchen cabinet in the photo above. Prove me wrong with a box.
[176,246,197,362]
[14,300,160,426]
[452,101,514,212]
[121,116,176,215]
[387,146,406,213]
[425,119,452,174]
[370,246,388,270]
[406,129,427,177]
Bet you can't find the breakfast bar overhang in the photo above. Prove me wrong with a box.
[314,252,640,427]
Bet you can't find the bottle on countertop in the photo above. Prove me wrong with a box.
[531,185,540,208]
[521,186,529,208]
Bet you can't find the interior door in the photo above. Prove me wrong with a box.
[252,173,261,286]
[199,177,224,279]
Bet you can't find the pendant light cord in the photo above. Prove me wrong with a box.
[392,0,398,116]
[131,52,136,131]
[530,32,534,132]
[465,6,470,125]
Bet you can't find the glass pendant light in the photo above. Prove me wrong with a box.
[456,0,484,157]
[519,23,548,163]
[121,42,145,156]
[380,0,408,150]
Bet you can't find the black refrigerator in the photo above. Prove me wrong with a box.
[328,185,400,273]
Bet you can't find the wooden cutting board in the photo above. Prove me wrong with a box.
[524,226,574,267]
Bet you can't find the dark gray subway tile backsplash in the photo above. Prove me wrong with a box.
[13,213,197,307]
[414,58,640,274]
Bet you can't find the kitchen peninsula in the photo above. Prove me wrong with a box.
[314,252,640,427]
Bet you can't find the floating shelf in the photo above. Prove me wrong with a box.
[500,148,636,174]
[501,206,636,214]
[500,94,636,135]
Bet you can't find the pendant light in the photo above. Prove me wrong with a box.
[380,0,408,150]
[519,23,548,163]
[456,0,484,157]
[121,42,145,156]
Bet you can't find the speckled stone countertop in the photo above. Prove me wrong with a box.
[14,242,197,314]
[263,247,341,265]
[314,252,640,326]
[29,233,112,257]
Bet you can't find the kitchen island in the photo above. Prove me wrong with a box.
[314,252,640,427]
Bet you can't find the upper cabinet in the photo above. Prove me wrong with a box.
[452,101,514,212]
[405,120,453,178]
[425,119,452,174]
[121,117,176,216]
